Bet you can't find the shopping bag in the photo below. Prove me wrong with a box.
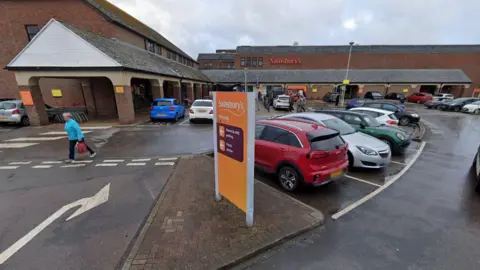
[76,142,88,154]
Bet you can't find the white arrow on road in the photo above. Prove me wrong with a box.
[0,183,110,264]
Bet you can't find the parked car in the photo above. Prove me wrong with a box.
[346,99,405,110]
[473,144,480,192]
[277,113,391,169]
[364,91,384,100]
[189,99,213,123]
[272,94,290,110]
[150,98,185,122]
[435,93,454,100]
[317,109,411,155]
[407,92,433,104]
[255,119,349,192]
[0,100,29,126]
[439,98,480,112]
[323,92,340,103]
[354,101,419,126]
[424,97,447,109]
[385,92,406,103]
[462,101,480,115]
[349,107,399,126]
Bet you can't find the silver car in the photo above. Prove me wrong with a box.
[0,100,30,126]
[278,112,391,169]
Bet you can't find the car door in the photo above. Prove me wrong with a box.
[254,124,268,169]
[257,126,296,172]
[173,99,184,115]
[408,93,418,102]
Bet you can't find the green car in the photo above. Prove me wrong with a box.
[317,110,411,155]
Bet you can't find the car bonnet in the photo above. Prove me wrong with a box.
[342,131,389,150]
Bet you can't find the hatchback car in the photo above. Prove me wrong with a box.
[462,101,480,115]
[255,119,349,192]
[439,98,480,112]
[278,113,391,169]
[0,100,29,126]
[272,94,290,110]
[424,97,446,109]
[473,145,480,192]
[364,91,384,100]
[385,92,406,103]
[318,110,411,155]
[354,101,418,126]
[189,99,213,122]
[349,107,399,126]
[150,98,185,122]
[407,92,433,104]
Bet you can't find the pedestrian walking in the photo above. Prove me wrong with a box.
[297,94,306,112]
[63,113,96,163]
[335,93,340,107]
[289,94,295,112]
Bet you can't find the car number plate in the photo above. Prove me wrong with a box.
[331,169,343,178]
[197,109,206,113]
[157,114,166,117]
[0,117,9,121]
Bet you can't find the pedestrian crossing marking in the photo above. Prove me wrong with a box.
[6,136,66,142]
[155,162,175,166]
[158,158,178,161]
[72,160,93,163]
[0,166,19,170]
[0,143,39,148]
[103,159,124,163]
[39,131,92,135]
[132,158,151,162]
[95,163,118,167]
[81,126,112,130]
[32,165,52,169]
[41,161,62,164]
[8,161,32,165]
[126,163,147,166]
[61,164,86,168]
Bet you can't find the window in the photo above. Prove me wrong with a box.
[258,57,263,67]
[154,100,172,106]
[155,45,162,55]
[240,57,245,67]
[382,104,397,112]
[365,103,382,109]
[252,57,257,67]
[173,99,180,105]
[321,118,356,135]
[262,126,301,147]
[246,57,251,67]
[343,115,363,125]
[357,110,381,118]
[192,100,212,107]
[310,135,345,151]
[1,102,16,110]
[173,53,177,61]
[167,50,172,59]
[255,125,265,139]
[25,25,40,41]
[145,39,155,53]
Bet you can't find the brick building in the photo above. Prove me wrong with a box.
[198,45,480,99]
[1,0,211,125]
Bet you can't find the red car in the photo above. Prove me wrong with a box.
[407,92,433,103]
[255,119,349,192]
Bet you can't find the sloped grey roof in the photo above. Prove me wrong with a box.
[237,45,480,54]
[201,69,472,84]
[62,22,210,82]
[197,53,235,61]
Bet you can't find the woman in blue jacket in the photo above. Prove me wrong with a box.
[63,113,96,163]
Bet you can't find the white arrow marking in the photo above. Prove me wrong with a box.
[0,183,110,264]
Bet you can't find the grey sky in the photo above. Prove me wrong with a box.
[108,0,480,58]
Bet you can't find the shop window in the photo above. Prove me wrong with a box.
[252,57,257,67]
[258,57,263,67]
[246,57,251,67]
[25,25,39,41]
[241,57,245,67]
[155,45,162,55]
[167,50,172,59]
[145,39,155,53]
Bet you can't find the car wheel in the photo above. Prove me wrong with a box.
[189,119,195,124]
[454,106,461,112]
[474,109,480,115]
[20,116,30,127]
[277,166,301,192]
[399,117,410,126]
[348,151,354,169]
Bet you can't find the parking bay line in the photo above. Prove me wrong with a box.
[332,141,426,220]
[344,175,382,187]
[390,160,407,166]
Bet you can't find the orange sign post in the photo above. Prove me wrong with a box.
[213,91,255,227]
[19,90,34,106]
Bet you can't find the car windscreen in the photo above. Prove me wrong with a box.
[192,100,212,107]
[310,134,345,151]
[472,101,480,105]
[322,118,356,135]
[452,98,469,103]
[154,100,172,106]
[363,115,381,127]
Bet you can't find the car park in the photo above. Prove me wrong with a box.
[462,101,480,115]
[317,110,411,155]
[150,98,185,122]
[407,92,433,104]
[385,92,406,103]
[189,99,213,123]
[272,94,290,110]
[364,91,384,100]
[0,100,30,126]
[255,119,349,192]
[349,107,399,126]
[277,113,391,169]
[473,144,480,192]
[353,101,418,126]
[439,98,480,112]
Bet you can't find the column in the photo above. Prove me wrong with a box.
[80,79,97,117]
[151,81,164,99]
[113,85,135,124]
[173,82,182,101]
[186,83,194,101]
[18,83,49,126]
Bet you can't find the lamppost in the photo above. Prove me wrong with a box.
[244,68,248,92]
[340,41,355,106]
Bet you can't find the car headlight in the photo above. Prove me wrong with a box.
[411,113,418,118]
[356,146,378,156]
[396,132,406,140]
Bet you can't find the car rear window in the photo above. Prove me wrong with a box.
[279,96,289,101]
[1,102,16,110]
[154,100,172,106]
[388,113,398,120]
[310,134,345,151]
[192,100,212,107]
[372,92,382,97]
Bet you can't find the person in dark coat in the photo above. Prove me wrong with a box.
[335,93,340,107]
[289,95,295,112]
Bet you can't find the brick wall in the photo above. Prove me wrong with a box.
[39,78,84,107]
[91,77,117,116]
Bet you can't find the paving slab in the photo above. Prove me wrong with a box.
[123,155,323,270]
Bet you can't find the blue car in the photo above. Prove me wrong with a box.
[150,98,185,122]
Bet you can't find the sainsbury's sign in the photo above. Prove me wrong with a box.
[270,58,302,65]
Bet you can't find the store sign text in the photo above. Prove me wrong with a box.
[270,58,302,65]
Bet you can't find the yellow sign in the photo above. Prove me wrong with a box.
[51,89,62,97]
[214,91,255,226]
[20,90,33,106]
[312,88,318,93]
[403,88,409,93]
[343,79,350,85]
[115,86,124,93]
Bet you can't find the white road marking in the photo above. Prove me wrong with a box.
[41,161,62,164]
[81,126,112,130]
[0,184,110,265]
[155,162,175,166]
[39,131,92,135]
[8,161,32,165]
[345,175,382,187]
[0,143,39,148]
[61,164,86,168]
[158,157,178,161]
[179,119,189,125]
[126,163,147,166]
[103,159,124,163]
[95,163,118,167]
[390,160,407,166]
[32,165,52,169]
[5,136,66,142]
[332,141,426,220]
[72,160,93,164]
[0,166,19,170]
[132,158,151,162]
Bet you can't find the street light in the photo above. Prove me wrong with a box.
[340,41,355,106]
[244,68,248,92]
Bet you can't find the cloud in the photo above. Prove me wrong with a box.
[108,0,480,58]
